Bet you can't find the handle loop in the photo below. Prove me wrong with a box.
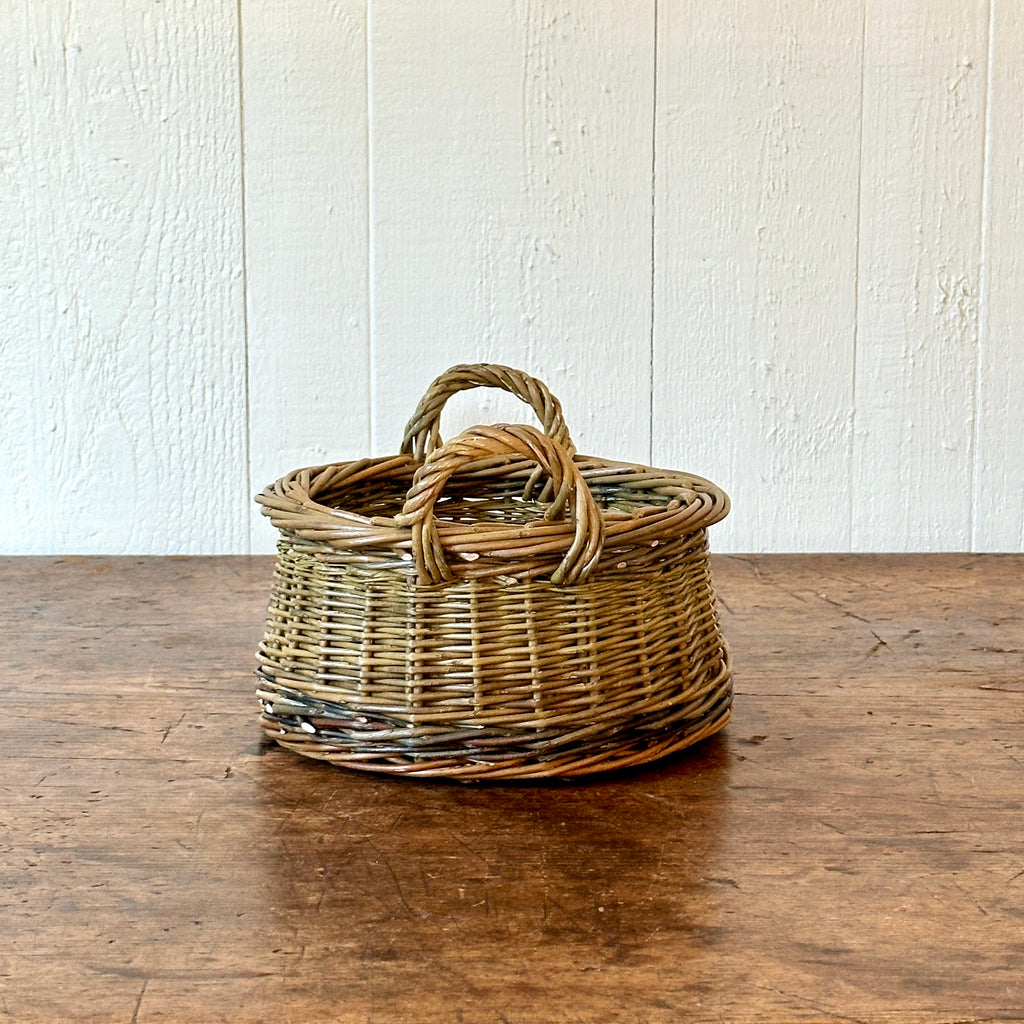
[395,423,604,586]
[400,364,574,461]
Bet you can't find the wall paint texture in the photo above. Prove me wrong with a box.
[2,0,1022,554]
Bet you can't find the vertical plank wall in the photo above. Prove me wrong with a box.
[0,5,34,547]
[974,0,1024,551]
[852,0,988,550]
[2,0,1022,554]
[368,0,655,465]
[653,0,862,553]
[0,0,248,553]
[241,0,371,552]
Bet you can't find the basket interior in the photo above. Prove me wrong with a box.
[309,456,693,528]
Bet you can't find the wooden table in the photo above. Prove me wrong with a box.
[2,555,1023,1023]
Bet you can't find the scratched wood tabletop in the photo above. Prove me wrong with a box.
[2,555,1022,1024]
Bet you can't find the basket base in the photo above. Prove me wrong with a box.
[258,650,732,781]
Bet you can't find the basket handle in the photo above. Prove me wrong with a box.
[400,364,574,461]
[395,423,604,586]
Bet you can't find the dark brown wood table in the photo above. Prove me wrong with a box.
[2,555,1023,1023]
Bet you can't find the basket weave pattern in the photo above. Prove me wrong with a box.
[255,365,731,779]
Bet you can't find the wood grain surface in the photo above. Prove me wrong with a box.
[2,554,1022,1022]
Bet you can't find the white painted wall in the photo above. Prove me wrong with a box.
[2,0,1021,555]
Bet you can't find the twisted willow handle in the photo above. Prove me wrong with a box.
[400,364,574,462]
[395,423,603,586]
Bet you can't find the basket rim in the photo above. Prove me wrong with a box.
[255,448,730,554]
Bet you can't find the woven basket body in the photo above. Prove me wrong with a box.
[255,365,731,779]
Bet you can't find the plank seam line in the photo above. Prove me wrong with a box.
[366,0,378,456]
[648,0,659,467]
[849,2,869,551]
[236,0,253,553]
[971,0,996,551]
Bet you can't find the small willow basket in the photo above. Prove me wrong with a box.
[255,364,731,780]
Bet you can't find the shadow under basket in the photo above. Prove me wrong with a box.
[254,363,732,780]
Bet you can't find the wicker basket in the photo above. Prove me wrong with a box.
[255,364,731,780]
